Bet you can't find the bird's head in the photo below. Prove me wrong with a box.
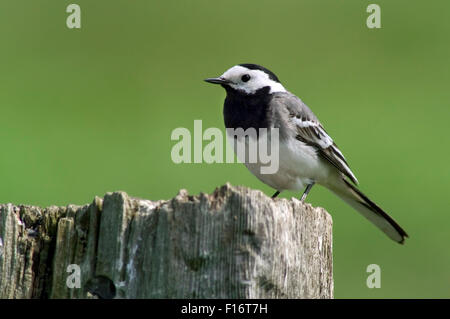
[205,64,286,95]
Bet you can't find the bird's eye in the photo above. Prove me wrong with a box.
[241,74,251,82]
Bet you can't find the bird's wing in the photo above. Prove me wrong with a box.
[271,92,359,185]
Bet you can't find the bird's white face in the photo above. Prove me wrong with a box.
[219,65,286,94]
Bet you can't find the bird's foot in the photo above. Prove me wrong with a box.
[300,182,315,202]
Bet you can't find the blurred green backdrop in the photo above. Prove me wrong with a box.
[0,0,449,298]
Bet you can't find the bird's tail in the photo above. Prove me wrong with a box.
[327,177,408,244]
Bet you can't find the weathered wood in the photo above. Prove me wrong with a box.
[0,183,333,299]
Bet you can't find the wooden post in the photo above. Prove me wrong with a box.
[0,183,333,299]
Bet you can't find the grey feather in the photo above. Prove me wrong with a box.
[268,92,359,185]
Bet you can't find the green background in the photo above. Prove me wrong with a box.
[0,0,449,298]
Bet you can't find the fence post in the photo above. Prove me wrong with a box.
[0,183,333,298]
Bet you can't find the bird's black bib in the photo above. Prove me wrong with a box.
[223,86,272,132]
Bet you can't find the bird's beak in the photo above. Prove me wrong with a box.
[204,77,230,85]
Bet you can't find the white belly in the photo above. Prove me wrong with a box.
[242,137,332,191]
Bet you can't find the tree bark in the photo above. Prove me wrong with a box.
[0,183,333,299]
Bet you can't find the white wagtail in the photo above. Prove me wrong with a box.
[205,63,408,244]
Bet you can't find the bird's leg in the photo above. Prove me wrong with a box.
[271,190,281,199]
[300,182,315,202]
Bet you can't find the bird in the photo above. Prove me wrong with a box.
[204,63,408,244]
